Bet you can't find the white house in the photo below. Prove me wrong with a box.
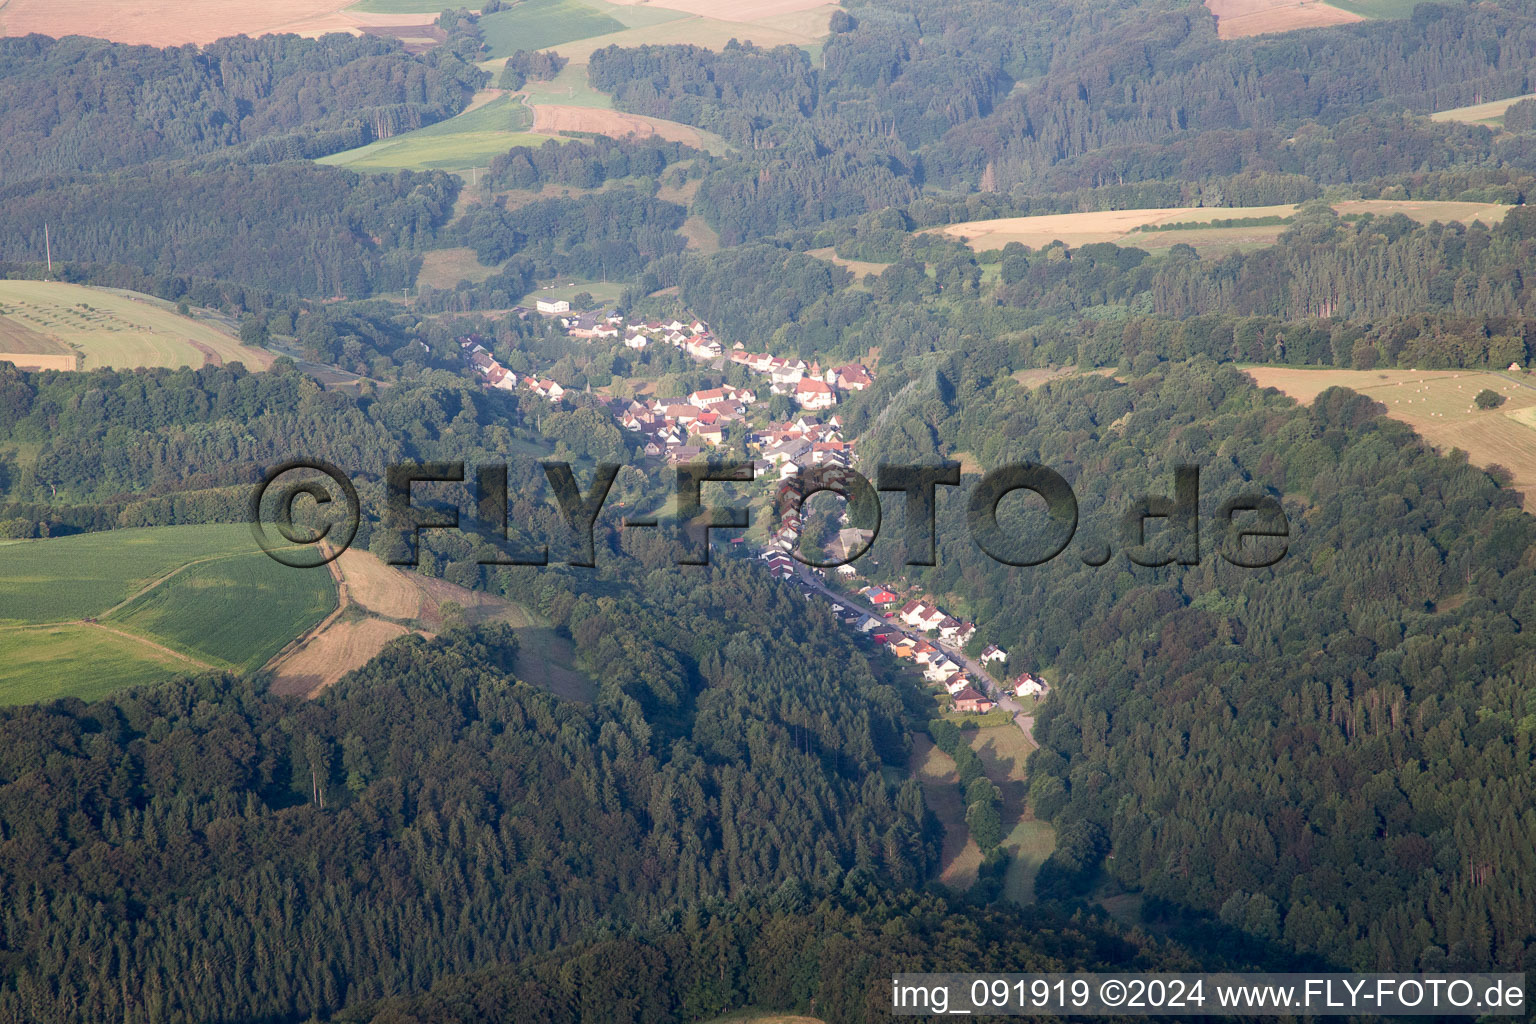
[794,378,837,411]
[535,299,570,314]
[981,644,1007,664]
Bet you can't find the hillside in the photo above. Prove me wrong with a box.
[0,525,336,703]
[0,281,273,371]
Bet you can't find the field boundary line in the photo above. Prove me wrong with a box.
[98,550,250,619]
[259,544,350,681]
[82,622,217,671]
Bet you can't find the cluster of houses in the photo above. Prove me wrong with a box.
[558,310,727,360]
[856,589,980,649]
[555,306,877,412]
[754,415,854,478]
[728,350,874,410]
[757,540,1038,716]
[462,338,568,403]
[615,384,757,461]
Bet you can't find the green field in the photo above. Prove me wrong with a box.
[477,0,688,59]
[518,63,614,109]
[481,0,630,58]
[0,525,337,704]
[1327,0,1421,17]
[0,525,275,624]
[0,281,272,371]
[109,550,337,672]
[0,625,194,705]
[318,95,555,173]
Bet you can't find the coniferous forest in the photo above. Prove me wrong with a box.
[2,0,1536,1020]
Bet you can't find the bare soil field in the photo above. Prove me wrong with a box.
[267,618,410,697]
[530,104,704,146]
[1246,367,1536,507]
[1205,0,1363,38]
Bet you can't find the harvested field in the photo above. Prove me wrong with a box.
[268,618,410,697]
[0,0,352,44]
[0,281,272,371]
[943,204,1296,249]
[531,12,829,66]
[1205,0,1363,38]
[942,200,1510,252]
[265,547,597,700]
[336,549,426,620]
[1334,199,1511,226]
[617,0,831,18]
[1246,367,1536,507]
[530,104,704,146]
[1432,94,1536,126]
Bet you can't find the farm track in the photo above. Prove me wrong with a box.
[84,622,215,670]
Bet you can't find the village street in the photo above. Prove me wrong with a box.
[776,551,1041,748]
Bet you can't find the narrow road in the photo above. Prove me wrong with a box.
[775,553,1043,744]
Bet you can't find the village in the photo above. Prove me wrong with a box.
[758,544,1050,714]
[461,303,1044,719]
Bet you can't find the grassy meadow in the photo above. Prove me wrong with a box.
[317,94,555,173]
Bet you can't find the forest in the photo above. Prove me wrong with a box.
[0,33,484,182]
[854,358,1536,976]
[2,0,1536,1018]
[0,560,935,1023]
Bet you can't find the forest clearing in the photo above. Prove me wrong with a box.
[941,199,1511,252]
[1247,366,1536,507]
[1204,0,1362,39]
